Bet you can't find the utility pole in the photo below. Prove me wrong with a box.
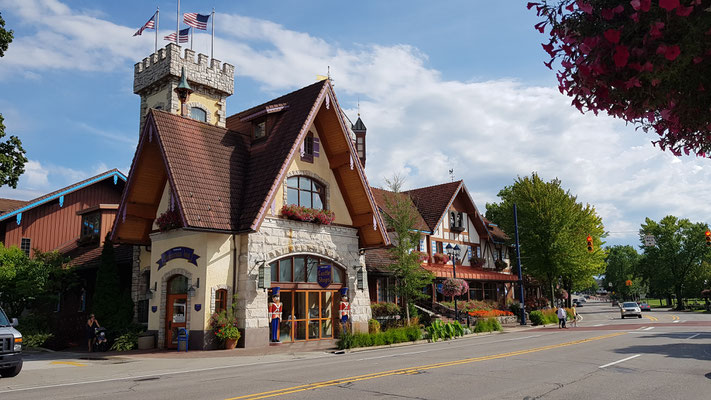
[514,204,526,325]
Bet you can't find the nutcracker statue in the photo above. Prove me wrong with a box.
[339,287,351,332]
[269,287,282,342]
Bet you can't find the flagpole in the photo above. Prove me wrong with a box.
[155,7,159,53]
[176,0,180,46]
[211,8,215,60]
[190,26,193,50]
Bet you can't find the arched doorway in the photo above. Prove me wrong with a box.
[165,274,188,349]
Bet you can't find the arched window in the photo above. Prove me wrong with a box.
[286,176,324,209]
[190,107,207,122]
[168,275,189,294]
[215,289,228,313]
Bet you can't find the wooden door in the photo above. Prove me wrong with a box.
[165,294,187,349]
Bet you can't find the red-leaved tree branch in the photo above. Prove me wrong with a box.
[529,0,711,156]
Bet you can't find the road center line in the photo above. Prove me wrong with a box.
[599,354,641,369]
[686,333,700,340]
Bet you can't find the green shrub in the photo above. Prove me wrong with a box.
[336,326,421,350]
[425,320,464,342]
[474,318,502,333]
[23,332,53,348]
[368,319,381,334]
[529,310,544,326]
[371,302,401,318]
[109,331,138,352]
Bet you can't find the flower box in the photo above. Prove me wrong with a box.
[281,204,335,225]
[432,253,450,264]
[155,208,182,232]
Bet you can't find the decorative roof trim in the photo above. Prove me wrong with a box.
[0,170,127,222]
[240,103,290,122]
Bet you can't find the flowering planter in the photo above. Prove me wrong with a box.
[281,205,335,225]
[225,338,238,349]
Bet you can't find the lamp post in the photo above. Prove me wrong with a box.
[445,243,461,322]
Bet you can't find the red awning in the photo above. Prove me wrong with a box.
[423,264,519,282]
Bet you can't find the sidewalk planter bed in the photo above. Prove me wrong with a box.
[426,320,464,342]
[337,326,422,350]
[473,318,502,333]
[137,333,155,350]
[529,308,574,326]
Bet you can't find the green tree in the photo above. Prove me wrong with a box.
[0,244,54,317]
[639,216,711,310]
[91,234,134,335]
[0,13,26,189]
[486,173,606,307]
[382,175,434,325]
[604,245,642,300]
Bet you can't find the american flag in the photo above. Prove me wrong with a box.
[164,27,190,43]
[183,12,210,30]
[133,13,156,36]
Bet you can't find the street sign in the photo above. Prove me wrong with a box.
[644,234,656,247]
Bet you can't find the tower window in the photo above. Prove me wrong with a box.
[190,107,207,122]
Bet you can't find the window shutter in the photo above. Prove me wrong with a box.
[419,238,425,252]
[467,245,472,260]
[431,240,436,254]
[313,138,320,157]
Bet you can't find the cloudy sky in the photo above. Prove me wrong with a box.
[0,0,708,247]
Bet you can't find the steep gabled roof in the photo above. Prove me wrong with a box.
[371,187,429,232]
[0,169,126,222]
[0,198,28,214]
[114,80,388,248]
[405,181,462,232]
[483,218,510,243]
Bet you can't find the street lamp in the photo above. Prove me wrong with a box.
[445,243,461,322]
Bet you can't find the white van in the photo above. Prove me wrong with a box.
[0,306,22,377]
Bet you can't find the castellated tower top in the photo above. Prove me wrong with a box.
[134,43,235,129]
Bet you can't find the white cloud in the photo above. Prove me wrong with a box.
[2,1,710,247]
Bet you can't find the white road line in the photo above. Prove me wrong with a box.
[358,350,428,361]
[636,326,646,330]
[686,333,700,340]
[599,354,642,369]
[592,324,604,327]
[672,320,680,323]
[643,327,654,331]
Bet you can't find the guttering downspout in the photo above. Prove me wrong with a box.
[232,234,237,297]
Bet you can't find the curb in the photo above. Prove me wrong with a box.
[333,329,513,354]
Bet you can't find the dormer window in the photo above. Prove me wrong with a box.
[80,212,101,244]
[254,119,266,140]
[301,132,320,162]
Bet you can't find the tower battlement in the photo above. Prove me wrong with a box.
[134,43,234,96]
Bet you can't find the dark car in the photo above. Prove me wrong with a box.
[573,300,584,307]
[639,303,651,311]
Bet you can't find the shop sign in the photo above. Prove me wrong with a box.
[157,247,200,270]
[317,264,332,288]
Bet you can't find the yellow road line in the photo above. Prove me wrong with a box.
[671,315,679,321]
[644,316,658,321]
[226,332,627,400]
[50,361,87,367]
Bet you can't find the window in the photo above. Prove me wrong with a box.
[253,119,266,139]
[215,289,228,313]
[78,288,86,312]
[268,255,344,284]
[356,136,365,159]
[20,238,31,257]
[286,176,325,209]
[436,241,443,254]
[80,213,101,243]
[376,277,396,303]
[190,107,207,122]
[302,132,314,162]
[450,211,465,232]
[137,300,149,324]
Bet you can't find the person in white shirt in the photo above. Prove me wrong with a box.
[557,306,567,329]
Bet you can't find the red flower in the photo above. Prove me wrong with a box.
[649,22,664,39]
[576,0,592,14]
[659,0,680,12]
[613,45,629,67]
[630,0,641,10]
[676,6,693,17]
[665,45,681,61]
[693,57,703,64]
[603,29,621,44]
[601,8,614,20]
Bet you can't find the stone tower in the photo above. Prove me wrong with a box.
[352,116,366,167]
[134,43,235,130]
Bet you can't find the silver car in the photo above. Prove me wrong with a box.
[620,302,642,319]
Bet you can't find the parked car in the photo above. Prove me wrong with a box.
[573,300,584,307]
[639,303,651,311]
[620,302,642,319]
[578,298,586,303]
[0,306,23,377]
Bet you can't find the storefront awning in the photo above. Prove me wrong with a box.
[423,264,519,282]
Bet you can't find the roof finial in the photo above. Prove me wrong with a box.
[449,169,454,182]
[357,97,360,117]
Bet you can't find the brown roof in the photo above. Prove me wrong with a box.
[60,240,134,269]
[405,181,462,231]
[370,188,429,232]
[0,198,28,214]
[483,218,510,243]
[364,247,395,273]
[424,263,517,281]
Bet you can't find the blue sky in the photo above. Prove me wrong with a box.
[1,0,709,248]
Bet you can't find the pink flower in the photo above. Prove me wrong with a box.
[603,29,621,43]
[665,45,681,61]
[613,5,624,14]
[624,77,642,89]
[577,0,593,14]
[613,45,629,67]
[630,12,639,22]
[565,3,575,12]
[630,0,641,10]
[659,0,680,12]
[649,22,664,39]
[693,56,703,64]
[676,6,693,17]
[601,8,614,20]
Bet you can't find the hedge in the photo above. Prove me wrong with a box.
[337,326,422,350]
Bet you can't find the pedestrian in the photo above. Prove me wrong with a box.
[557,306,567,329]
[571,305,577,327]
[86,314,100,351]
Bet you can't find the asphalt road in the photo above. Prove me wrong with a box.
[2,302,710,400]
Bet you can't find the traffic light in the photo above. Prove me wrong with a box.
[706,230,711,247]
[586,235,594,253]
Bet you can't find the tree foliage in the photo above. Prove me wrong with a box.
[638,215,711,309]
[604,245,643,299]
[382,175,434,324]
[485,173,606,307]
[0,14,26,188]
[91,234,134,334]
[530,0,711,156]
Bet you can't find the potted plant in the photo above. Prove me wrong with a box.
[494,259,507,270]
[155,208,182,231]
[470,256,485,267]
[209,302,241,349]
[441,278,468,298]
[432,253,450,264]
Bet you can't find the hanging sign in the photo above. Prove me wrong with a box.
[157,247,200,270]
[317,264,332,288]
